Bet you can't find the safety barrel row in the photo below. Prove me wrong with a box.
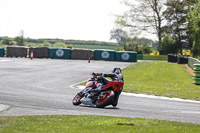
[0,47,137,62]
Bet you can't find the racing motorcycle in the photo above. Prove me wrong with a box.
[72,73,124,108]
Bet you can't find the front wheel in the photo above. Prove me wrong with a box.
[96,91,115,108]
[72,94,83,105]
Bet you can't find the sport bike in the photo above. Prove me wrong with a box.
[72,74,124,108]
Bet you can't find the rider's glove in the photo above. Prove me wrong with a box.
[98,73,104,77]
[92,72,104,77]
[92,72,98,77]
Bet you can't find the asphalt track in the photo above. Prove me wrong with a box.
[0,58,200,124]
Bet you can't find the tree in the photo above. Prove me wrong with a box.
[110,28,128,49]
[164,0,198,55]
[124,36,153,54]
[14,30,25,46]
[187,1,200,57]
[0,37,14,45]
[159,35,178,55]
[115,0,167,48]
[140,44,152,54]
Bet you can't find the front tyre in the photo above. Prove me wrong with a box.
[72,94,83,105]
[96,91,115,108]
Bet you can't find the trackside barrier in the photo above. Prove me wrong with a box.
[137,54,143,60]
[177,55,188,64]
[168,54,188,64]
[115,51,137,62]
[7,46,28,58]
[71,49,94,60]
[49,48,71,59]
[188,57,200,69]
[94,49,115,61]
[193,64,200,85]
[29,47,49,58]
[168,54,177,63]
[0,48,5,57]
[2,46,138,62]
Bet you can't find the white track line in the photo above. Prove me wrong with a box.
[0,104,10,112]
[0,59,10,62]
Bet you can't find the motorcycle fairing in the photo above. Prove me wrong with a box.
[102,81,123,91]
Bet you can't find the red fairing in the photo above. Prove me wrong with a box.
[102,81,124,91]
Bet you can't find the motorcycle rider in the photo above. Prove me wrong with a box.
[92,68,124,106]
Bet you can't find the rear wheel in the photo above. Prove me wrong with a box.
[72,94,83,105]
[96,91,115,108]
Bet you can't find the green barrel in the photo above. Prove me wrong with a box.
[193,64,200,85]
[0,48,5,57]
[49,48,71,59]
[94,49,115,61]
[194,67,200,71]
[115,51,137,62]
[193,78,200,85]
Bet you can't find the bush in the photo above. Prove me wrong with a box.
[66,44,73,49]
[53,42,66,48]
[43,41,51,47]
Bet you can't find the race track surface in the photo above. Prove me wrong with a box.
[0,58,200,124]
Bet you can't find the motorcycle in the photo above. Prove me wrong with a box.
[72,73,124,108]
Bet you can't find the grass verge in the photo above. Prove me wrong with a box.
[78,61,200,101]
[143,55,167,60]
[0,115,200,133]
[123,61,200,100]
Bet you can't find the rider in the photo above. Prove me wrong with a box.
[92,68,124,106]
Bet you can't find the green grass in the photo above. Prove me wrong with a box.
[143,55,167,60]
[0,115,200,133]
[123,61,200,100]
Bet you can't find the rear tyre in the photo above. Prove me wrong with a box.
[96,91,115,108]
[72,94,83,105]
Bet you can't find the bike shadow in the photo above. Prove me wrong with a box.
[79,105,120,110]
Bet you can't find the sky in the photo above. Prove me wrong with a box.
[0,0,130,42]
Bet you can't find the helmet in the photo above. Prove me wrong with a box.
[112,68,121,74]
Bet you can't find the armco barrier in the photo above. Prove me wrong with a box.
[94,49,115,61]
[29,47,49,58]
[188,57,200,69]
[49,48,71,59]
[71,49,94,60]
[0,48,5,57]
[115,51,137,62]
[7,46,28,58]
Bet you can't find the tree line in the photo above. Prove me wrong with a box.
[113,0,200,57]
[0,36,118,47]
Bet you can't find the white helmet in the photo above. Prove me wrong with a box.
[112,68,121,74]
